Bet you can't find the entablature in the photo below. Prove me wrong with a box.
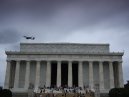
[6,53,123,62]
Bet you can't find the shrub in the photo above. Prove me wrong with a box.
[109,88,129,97]
[0,89,12,97]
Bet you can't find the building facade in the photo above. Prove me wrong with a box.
[4,43,124,93]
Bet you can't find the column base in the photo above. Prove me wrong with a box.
[11,88,28,93]
[100,89,109,93]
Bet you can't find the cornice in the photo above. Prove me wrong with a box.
[5,51,124,56]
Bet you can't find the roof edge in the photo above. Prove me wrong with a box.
[20,42,109,46]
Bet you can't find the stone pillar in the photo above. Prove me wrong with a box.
[89,61,94,89]
[68,61,72,87]
[78,61,83,88]
[24,61,30,89]
[4,60,11,89]
[46,61,51,87]
[57,61,61,87]
[99,61,104,91]
[35,61,41,89]
[118,61,124,87]
[109,61,114,89]
[14,60,20,88]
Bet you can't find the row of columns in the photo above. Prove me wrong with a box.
[4,60,124,90]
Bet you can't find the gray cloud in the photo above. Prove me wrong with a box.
[0,29,21,44]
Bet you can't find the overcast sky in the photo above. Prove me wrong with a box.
[0,0,129,86]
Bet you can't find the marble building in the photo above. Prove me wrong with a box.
[4,43,124,93]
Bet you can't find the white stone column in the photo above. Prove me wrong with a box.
[24,61,30,89]
[99,61,104,90]
[57,61,61,87]
[78,61,83,88]
[68,61,72,87]
[109,61,114,89]
[118,61,124,87]
[35,61,41,89]
[89,61,94,89]
[4,60,11,89]
[14,60,20,88]
[46,61,51,87]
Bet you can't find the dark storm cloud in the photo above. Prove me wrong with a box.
[0,0,129,34]
[0,29,21,44]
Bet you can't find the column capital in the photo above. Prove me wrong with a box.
[6,60,11,62]
[36,60,41,62]
[16,60,21,62]
[47,60,51,63]
[68,61,72,64]
[25,60,31,62]
[78,61,83,64]
[118,61,123,63]
[88,61,93,63]
[36,60,41,64]
[99,61,104,63]
[109,61,113,63]
[57,61,62,63]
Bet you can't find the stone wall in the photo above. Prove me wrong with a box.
[20,43,109,53]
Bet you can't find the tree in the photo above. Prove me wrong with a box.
[109,88,125,97]
[124,81,129,89]
[109,81,129,97]
[0,89,12,97]
[124,81,129,97]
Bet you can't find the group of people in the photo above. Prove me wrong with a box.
[33,85,95,94]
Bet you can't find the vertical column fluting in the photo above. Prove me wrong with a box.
[24,61,30,89]
[118,61,124,87]
[68,61,72,87]
[4,60,11,89]
[109,61,114,89]
[35,61,41,89]
[14,60,20,88]
[99,61,104,90]
[46,61,51,87]
[57,61,61,87]
[78,61,83,88]
[89,61,94,89]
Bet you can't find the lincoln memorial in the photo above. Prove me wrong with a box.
[4,43,124,94]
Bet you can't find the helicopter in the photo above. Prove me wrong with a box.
[23,36,35,40]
